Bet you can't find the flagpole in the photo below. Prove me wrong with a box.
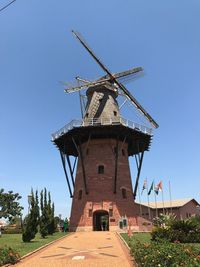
[161,181,165,214]
[169,180,172,214]
[162,192,165,214]
[146,178,151,220]
[153,181,158,217]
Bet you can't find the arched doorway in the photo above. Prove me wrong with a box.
[93,210,109,231]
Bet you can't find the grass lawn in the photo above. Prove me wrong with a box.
[121,233,200,251]
[0,232,66,257]
[121,232,151,246]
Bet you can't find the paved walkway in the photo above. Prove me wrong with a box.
[15,232,133,267]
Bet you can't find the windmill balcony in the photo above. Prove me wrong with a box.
[51,117,152,141]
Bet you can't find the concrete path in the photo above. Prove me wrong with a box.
[15,232,133,267]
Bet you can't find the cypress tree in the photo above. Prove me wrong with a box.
[46,191,55,235]
[48,202,55,234]
[39,189,48,238]
[35,190,40,222]
[22,189,39,242]
[47,191,51,234]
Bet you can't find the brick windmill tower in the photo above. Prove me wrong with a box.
[52,31,158,231]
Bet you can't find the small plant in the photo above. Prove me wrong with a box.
[0,247,20,266]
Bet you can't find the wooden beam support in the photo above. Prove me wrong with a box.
[66,155,75,187]
[60,151,73,198]
[78,141,89,195]
[133,148,145,200]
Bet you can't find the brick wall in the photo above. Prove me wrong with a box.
[69,138,139,231]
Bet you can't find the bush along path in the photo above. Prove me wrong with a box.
[0,247,20,266]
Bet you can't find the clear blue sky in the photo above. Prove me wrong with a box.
[0,0,200,219]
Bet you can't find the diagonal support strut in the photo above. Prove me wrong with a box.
[60,151,73,198]
[72,137,88,195]
[133,144,145,200]
[66,155,75,188]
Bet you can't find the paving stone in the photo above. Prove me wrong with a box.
[15,232,133,267]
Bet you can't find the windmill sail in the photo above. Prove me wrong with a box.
[71,30,159,129]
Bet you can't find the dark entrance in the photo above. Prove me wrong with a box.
[93,210,109,231]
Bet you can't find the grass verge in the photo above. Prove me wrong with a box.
[121,232,151,246]
[121,233,200,250]
[0,232,66,257]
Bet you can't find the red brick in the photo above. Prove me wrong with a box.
[69,138,139,231]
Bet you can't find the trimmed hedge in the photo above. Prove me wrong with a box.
[2,228,22,234]
[0,247,20,266]
[130,240,200,267]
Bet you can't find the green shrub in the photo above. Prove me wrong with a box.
[0,247,20,266]
[190,215,200,225]
[151,217,200,243]
[2,227,22,234]
[130,240,200,267]
[151,227,170,241]
[171,220,198,233]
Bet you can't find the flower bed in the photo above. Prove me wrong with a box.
[130,240,200,267]
[0,247,20,266]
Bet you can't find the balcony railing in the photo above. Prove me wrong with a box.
[51,117,152,141]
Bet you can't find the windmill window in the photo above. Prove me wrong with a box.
[78,190,82,200]
[113,111,117,116]
[122,188,127,199]
[98,165,104,174]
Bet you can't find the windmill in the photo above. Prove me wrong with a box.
[64,30,158,129]
[52,31,158,232]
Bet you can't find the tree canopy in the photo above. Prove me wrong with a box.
[0,188,23,221]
